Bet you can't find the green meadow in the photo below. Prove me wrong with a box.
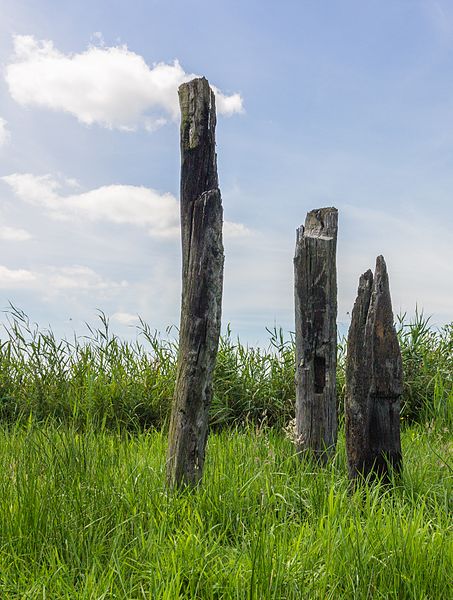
[0,307,451,598]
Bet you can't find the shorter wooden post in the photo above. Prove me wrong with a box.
[345,255,403,483]
[294,207,338,462]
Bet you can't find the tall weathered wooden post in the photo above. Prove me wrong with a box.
[345,255,403,483]
[294,207,338,462]
[166,77,224,488]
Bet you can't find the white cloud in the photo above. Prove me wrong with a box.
[2,173,180,237]
[2,173,60,209]
[5,35,244,131]
[0,118,10,147]
[211,85,244,117]
[223,221,252,238]
[0,265,36,287]
[0,225,31,241]
[2,172,251,240]
[47,265,128,291]
[0,263,127,296]
[338,204,453,323]
[111,312,140,326]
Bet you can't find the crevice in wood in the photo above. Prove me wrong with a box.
[314,355,326,394]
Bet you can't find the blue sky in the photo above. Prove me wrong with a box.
[1,0,452,344]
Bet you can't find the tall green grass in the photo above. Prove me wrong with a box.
[0,423,450,598]
[0,305,451,431]
[397,311,452,426]
[0,307,451,597]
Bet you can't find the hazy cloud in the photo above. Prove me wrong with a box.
[0,118,10,147]
[47,265,128,292]
[223,221,253,238]
[0,225,31,241]
[0,263,127,295]
[0,265,36,287]
[5,35,244,131]
[2,172,251,239]
[111,312,140,326]
[422,0,453,41]
[339,204,453,322]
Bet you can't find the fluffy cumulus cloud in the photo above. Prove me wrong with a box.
[5,35,244,131]
[2,173,251,239]
[0,118,10,147]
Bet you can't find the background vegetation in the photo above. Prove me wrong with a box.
[0,306,451,432]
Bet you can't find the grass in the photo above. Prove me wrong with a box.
[0,307,451,597]
[0,306,451,431]
[397,311,453,425]
[0,422,451,598]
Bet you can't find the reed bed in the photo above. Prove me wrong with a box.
[0,306,451,431]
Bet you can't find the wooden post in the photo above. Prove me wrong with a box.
[294,207,338,462]
[345,255,403,483]
[166,78,224,488]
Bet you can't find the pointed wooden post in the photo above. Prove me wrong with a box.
[166,77,224,488]
[345,255,403,483]
[294,207,338,462]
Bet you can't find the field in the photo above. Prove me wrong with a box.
[0,308,451,598]
[0,425,451,598]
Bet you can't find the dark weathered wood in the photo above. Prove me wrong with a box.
[294,207,338,462]
[345,255,403,483]
[166,78,224,488]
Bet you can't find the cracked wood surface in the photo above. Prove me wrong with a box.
[294,207,338,462]
[345,256,403,483]
[166,78,224,488]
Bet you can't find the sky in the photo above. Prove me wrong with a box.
[0,0,452,345]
